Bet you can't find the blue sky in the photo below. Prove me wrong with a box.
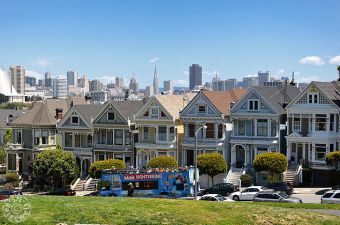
[1,0,340,87]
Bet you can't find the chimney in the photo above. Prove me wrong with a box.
[55,108,63,120]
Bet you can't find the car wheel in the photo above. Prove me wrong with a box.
[233,195,240,201]
[226,192,230,196]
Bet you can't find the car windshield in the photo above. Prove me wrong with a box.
[323,193,334,198]
[215,195,226,201]
[278,192,289,199]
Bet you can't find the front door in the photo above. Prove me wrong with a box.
[236,146,245,168]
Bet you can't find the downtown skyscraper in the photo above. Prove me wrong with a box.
[189,64,202,90]
[153,66,159,95]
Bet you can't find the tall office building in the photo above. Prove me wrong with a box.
[189,64,202,90]
[89,79,102,92]
[24,76,36,86]
[53,78,68,98]
[212,75,220,91]
[145,85,153,97]
[163,80,174,94]
[115,77,124,88]
[129,77,139,93]
[9,65,25,95]
[45,72,52,87]
[153,66,159,95]
[258,71,270,86]
[67,71,78,86]
[77,75,89,93]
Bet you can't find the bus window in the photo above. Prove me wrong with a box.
[100,180,111,191]
[112,174,121,189]
[122,181,158,190]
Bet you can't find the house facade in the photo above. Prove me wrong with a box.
[6,97,86,176]
[92,100,146,167]
[285,81,340,186]
[180,89,246,166]
[57,104,103,178]
[230,85,300,169]
[0,109,25,147]
[134,94,195,168]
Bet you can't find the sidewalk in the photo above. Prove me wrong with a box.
[293,187,331,195]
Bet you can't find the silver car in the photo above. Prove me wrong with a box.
[253,191,302,203]
[321,190,340,204]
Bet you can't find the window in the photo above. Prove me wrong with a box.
[75,134,80,147]
[16,130,22,144]
[107,112,115,120]
[198,105,206,114]
[218,124,223,138]
[50,130,55,145]
[87,135,92,147]
[150,108,159,118]
[238,120,245,135]
[323,193,333,198]
[330,144,334,152]
[188,124,195,137]
[41,130,48,145]
[333,193,340,198]
[315,144,327,161]
[125,130,131,145]
[257,147,268,154]
[330,114,335,131]
[65,133,72,147]
[293,115,301,131]
[8,153,16,171]
[169,127,175,141]
[248,100,259,111]
[206,123,215,138]
[257,119,268,136]
[308,93,319,104]
[107,130,113,145]
[271,120,277,137]
[114,129,123,145]
[34,130,40,145]
[81,134,87,148]
[143,127,149,140]
[315,114,327,131]
[158,126,167,141]
[99,130,106,144]
[71,116,79,125]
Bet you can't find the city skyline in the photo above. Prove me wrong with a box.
[1,0,340,87]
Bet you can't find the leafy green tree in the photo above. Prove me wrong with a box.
[33,148,79,189]
[4,129,12,146]
[146,156,178,170]
[0,148,7,165]
[197,153,227,185]
[326,151,340,171]
[253,152,288,182]
[89,159,126,178]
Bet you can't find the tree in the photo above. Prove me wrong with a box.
[146,156,178,170]
[253,152,288,182]
[326,151,340,171]
[4,129,12,146]
[0,148,7,165]
[197,153,227,185]
[89,159,126,178]
[33,148,79,189]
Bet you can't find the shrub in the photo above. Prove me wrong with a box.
[197,153,227,185]
[5,172,19,186]
[146,156,178,170]
[326,151,340,171]
[89,159,126,178]
[240,174,252,187]
[253,152,287,183]
[0,148,7,164]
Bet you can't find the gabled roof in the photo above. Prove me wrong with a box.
[253,85,300,114]
[155,93,196,119]
[72,104,104,124]
[109,99,147,122]
[11,97,86,127]
[313,81,340,107]
[202,88,247,116]
[0,109,25,129]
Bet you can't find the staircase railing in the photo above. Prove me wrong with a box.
[224,167,233,183]
[238,166,245,188]
[295,164,303,185]
[71,178,80,190]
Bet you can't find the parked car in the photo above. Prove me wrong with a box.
[321,190,340,204]
[253,191,302,203]
[45,189,76,196]
[332,185,340,190]
[229,186,265,201]
[199,194,233,202]
[265,182,294,195]
[199,183,239,196]
[0,189,22,196]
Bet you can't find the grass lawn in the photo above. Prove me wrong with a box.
[0,196,339,225]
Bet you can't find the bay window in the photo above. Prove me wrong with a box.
[271,120,277,137]
[75,134,80,147]
[34,130,40,145]
[315,144,327,161]
[218,124,223,138]
[114,129,123,145]
[41,130,49,145]
[107,130,113,145]
[65,133,72,147]
[315,114,327,131]
[206,123,215,138]
[293,114,301,131]
[158,126,167,141]
[125,130,131,145]
[169,127,175,141]
[188,124,195,137]
[238,120,245,135]
[49,130,55,145]
[257,119,268,136]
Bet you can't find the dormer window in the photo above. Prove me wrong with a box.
[198,105,206,114]
[248,100,259,111]
[107,112,115,120]
[71,116,79,125]
[308,92,319,104]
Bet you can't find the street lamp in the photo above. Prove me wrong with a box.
[194,125,207,200]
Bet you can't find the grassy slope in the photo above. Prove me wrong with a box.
[0,196,339,225]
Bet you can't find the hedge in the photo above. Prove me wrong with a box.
[146,156,178,170]
[240,174,252,187]
[253,152,287,174]
[89,159,126,178]
[326,151,340,171]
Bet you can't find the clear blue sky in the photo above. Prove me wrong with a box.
[1,0,340,87]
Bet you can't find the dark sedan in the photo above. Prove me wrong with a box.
[199,183,239,196]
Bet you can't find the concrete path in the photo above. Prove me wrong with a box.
[306,209,340,217]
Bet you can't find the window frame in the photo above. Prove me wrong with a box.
[197,105,206,114]
[71,116,79,126]
[248,99,259,111]
[107,112,115,121]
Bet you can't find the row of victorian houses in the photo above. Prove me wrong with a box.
[5,79,340,186]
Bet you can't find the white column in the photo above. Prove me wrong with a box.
[302,142,306,161]
[286,142,291,161]
[311,143,315,162]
